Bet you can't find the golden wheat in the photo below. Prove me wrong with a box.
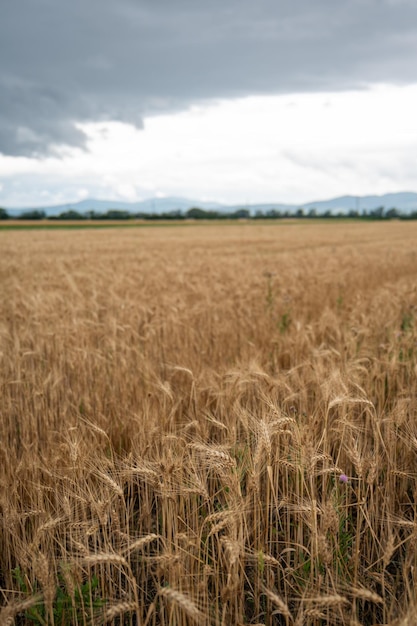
[1,221,417,625]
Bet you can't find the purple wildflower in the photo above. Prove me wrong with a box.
[339,473,349,484]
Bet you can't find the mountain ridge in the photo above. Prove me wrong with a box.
[4,191,417,217]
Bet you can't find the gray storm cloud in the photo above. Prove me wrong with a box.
[1,0,417,156]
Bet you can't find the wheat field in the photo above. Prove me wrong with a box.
[1,220,417,626]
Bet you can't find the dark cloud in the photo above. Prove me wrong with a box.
[1,0,417,156]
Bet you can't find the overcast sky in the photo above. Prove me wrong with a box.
[2,0,417,207]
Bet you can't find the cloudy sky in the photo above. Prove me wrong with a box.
[2,0,417,207]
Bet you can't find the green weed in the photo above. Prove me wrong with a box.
[12,567,106,625]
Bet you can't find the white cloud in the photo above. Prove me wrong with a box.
[115,183,139,201]
[1,84,417,206]
[76,188,90,200]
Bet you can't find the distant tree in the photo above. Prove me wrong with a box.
[86,211,103,220]
[385,207,399,219]
[163,210,184,220]
[185,207,219,220]
[56,210,85,220]
[18,210,46,220]
[103,210,132,220]
[370,206,385,219]
[308,208,317,218]
[296,208,304,218]
[266,209,283,219]
[186,207,210,219]
[231,208,250,219]
[0,208,9,220]
[143,210,185,220]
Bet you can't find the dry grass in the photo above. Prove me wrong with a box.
[1,220,417,625]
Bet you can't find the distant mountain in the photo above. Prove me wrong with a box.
[5,197,224,217]
[232,192,417,214]
[217,192,417,215]
[5,191,417,217]
[301,192,417,214]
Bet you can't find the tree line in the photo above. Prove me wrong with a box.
[1,205,417,221]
